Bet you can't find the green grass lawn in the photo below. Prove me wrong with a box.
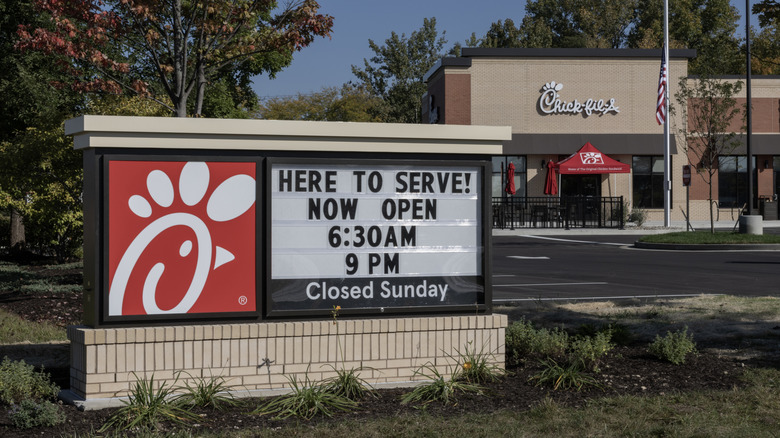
[639,230,780,244]
[0,308,66,343]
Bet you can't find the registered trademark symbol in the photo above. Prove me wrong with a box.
[238,296,248,305]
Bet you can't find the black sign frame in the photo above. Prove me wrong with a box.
[263,157,492,320]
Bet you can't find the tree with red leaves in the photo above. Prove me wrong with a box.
[16,0,333,117]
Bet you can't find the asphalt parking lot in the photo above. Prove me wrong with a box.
[490,225,780,302]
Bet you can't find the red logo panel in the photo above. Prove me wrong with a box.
[108,161,256,316]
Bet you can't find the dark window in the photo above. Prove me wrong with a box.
[632,156,664,208]
[718,156,755,208]
[491,156,526,197]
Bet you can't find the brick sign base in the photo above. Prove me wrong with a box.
[63,315,507,409]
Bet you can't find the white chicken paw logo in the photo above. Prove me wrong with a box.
[580,152,604,165]
[109,162,255,316]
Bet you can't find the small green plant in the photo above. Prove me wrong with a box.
[252,371,357,420]
[0,357,60,405]
[505,319,569,366]
[400,363,483,406]
[629,207,647,226]
[100,374,198,432]
[175,374,239,410]
[8,399,65,429]
[323,366,376,400]
[648,326,697,365]
[322,305,376,401]
[529,359,601,391]
[569,331,614,372]
[452,341,505,384]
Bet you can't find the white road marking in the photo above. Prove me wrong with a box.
[495,282,608,287]
[507,256,550,260]
[522,235,626,246]
[493,274,516,277]
[493,293,721,303]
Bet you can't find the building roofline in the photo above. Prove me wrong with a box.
[461,47,697,59]
[423,57,472,83]
[425,48,697,83]
[689,75,780,80]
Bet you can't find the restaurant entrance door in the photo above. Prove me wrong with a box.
[560,174,601,197]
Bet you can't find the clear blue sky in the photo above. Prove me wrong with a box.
[251,0,757,99]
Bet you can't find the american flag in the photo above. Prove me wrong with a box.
[656,47,667,125]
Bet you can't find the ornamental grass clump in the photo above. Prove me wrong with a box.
[322,305,377,401]
[401,363,483,406]
[648,326,697,365]
[175,374,239,410]
[529,359,601,392]
[322,366,376,401]
[252,371,357,420]
[452,341,506,384]
[100,374,198,432]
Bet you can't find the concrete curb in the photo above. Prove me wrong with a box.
[633,241,780,251]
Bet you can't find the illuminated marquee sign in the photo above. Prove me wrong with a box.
[107,160,257,319]
[267,159,486,316]
[538,81,619,116]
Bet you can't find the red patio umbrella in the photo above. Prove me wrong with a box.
[505,162,516,195]
[544,160,558,195]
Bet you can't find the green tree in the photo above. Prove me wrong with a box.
[629,0,742,75]
[751,1,780,75]
[481,19,522,48]
[753,0,780,27]
[16,0,333,117]
[257,84,385,122]
[0,126,82,259]
[352,17,447,123]
[517,0,636,48]
[674,76,744,233]
[751,24,780,75]
[0,0,85,251]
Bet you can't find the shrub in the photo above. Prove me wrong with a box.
[569,331,615,372]
[400,363,483,406]
[648,327,697,365]
[100,374,198,432]
[529,359,601,391]
[252,371,357,420]
[505,319,569,366]
[8,399,65,429]
[0,357,59,405]
[629,207,647,226]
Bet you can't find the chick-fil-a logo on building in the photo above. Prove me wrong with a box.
[107,161,256,317]
[538,81,619,116]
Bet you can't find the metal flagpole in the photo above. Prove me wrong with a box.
[746,0,754,216]
[663,0,671,227]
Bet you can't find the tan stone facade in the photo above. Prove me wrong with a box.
[425,48,780,222]
[66,315,506,407]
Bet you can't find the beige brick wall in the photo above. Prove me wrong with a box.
[68,315,507,401]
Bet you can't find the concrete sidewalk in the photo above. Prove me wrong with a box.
[492,220,780,236]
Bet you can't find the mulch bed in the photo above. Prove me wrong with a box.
[0,267,750,437]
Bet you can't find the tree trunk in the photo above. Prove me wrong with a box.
[10,208,25,249]
[194,63,206,116]
[708,173,715,234]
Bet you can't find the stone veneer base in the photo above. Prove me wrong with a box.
[66,315,507,410]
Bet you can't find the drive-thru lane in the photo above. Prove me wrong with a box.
[491,233,780,302]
